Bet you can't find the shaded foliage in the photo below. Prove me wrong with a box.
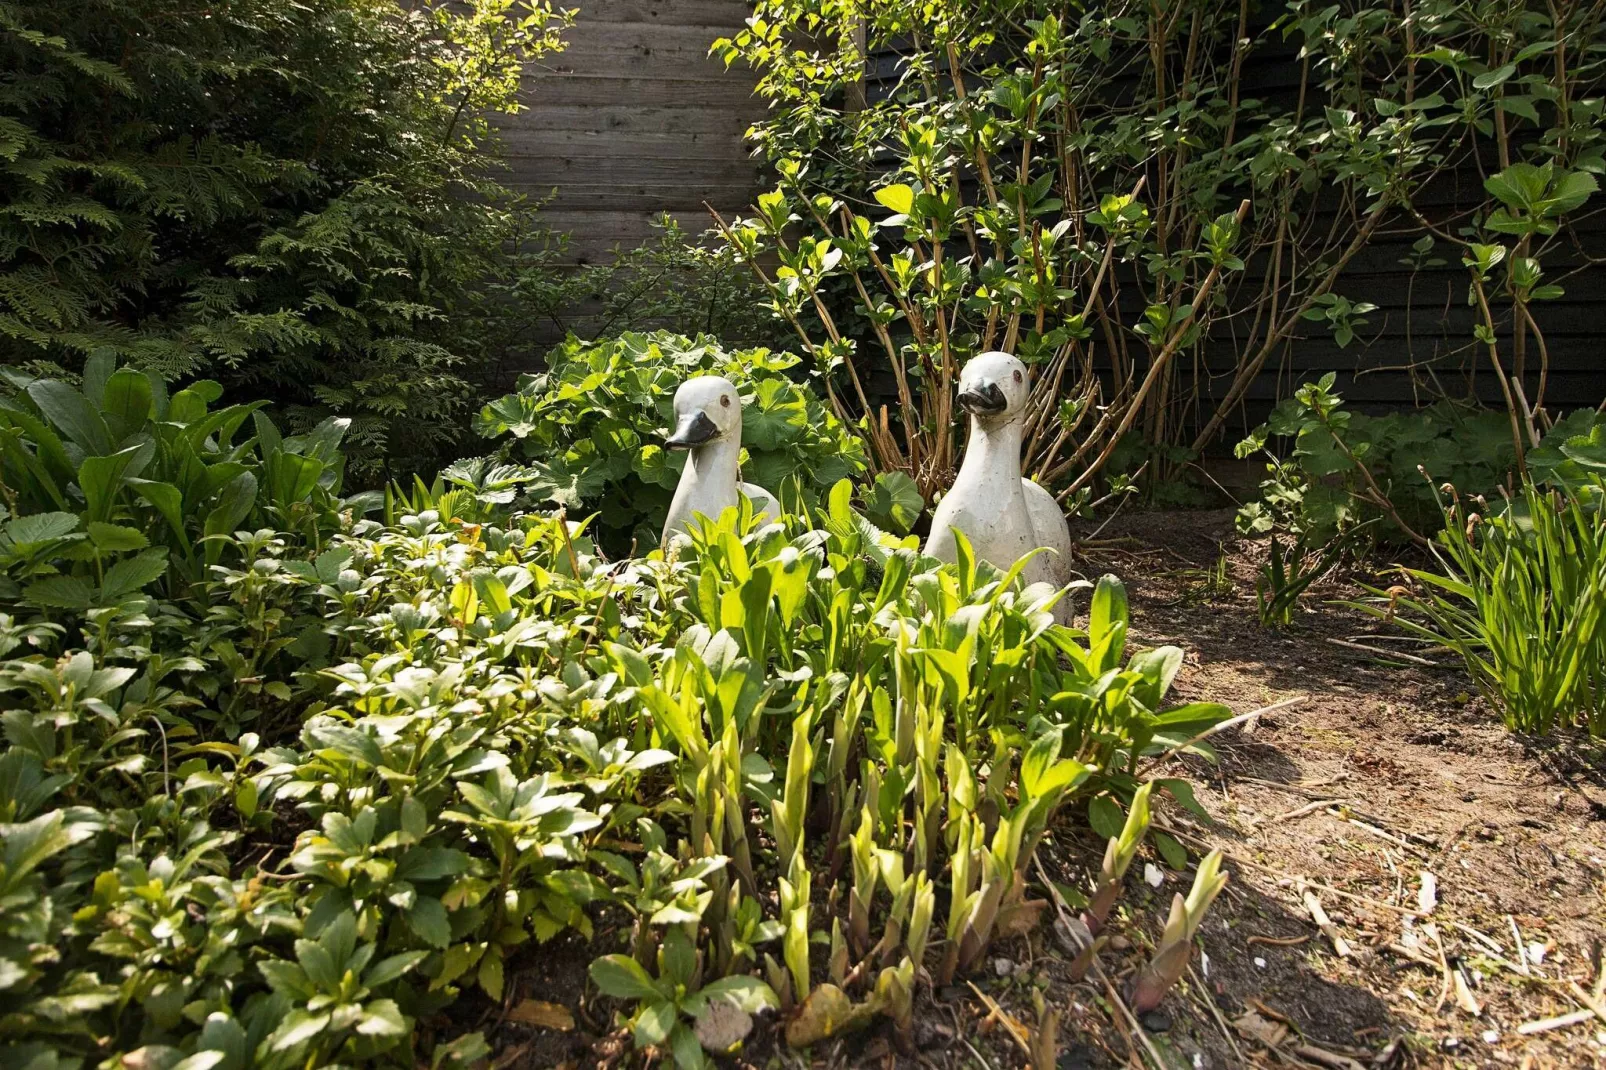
[0,0,570,478]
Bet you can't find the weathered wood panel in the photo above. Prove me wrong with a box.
[497,2,764,272]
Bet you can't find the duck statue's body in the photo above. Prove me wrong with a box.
[925,351,1075,613]
[661,375,780,550]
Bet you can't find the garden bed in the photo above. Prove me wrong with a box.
[487,509,1606,1069]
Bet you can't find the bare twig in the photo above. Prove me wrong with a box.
[1323,637,1442,667]
[1517,1009,1595,1036]
[1300,884,1353,958]
[1137,695,1307,774]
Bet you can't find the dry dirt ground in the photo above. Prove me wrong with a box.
[484,509,1606,1070]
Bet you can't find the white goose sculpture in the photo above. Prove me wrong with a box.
[925,351,1075,613]
[661,375,781,550]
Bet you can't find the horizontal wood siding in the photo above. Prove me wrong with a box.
[497,1,764,271]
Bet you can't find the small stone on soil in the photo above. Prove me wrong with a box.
[1057,1047,1094,1070]
[914,1019,948,1050]
[1140,1010,1172,1032]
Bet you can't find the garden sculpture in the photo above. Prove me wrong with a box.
[925,351,1075,615]
[662,375,781,549]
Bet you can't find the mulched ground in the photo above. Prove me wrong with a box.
[486,508,1606,1069]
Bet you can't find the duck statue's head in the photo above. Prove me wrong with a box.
[956,351,1029,426]
[665,375,742,450]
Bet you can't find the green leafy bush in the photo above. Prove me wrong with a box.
[1237,374,1606,545]
[0,354,362,597]
[710,0,1606,499]
[1235,374,1520,544]
[474,331,869,553]
[0,462,1227,1065]
[0,0,571,478]
[499,215,791,353]
[1366,476,1606,738]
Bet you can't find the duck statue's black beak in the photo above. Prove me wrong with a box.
[956,379,1008,416]
[665,410,720,449]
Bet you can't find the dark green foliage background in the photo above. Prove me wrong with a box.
[0,0,561,478]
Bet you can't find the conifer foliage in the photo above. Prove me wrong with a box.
[0,0,571,476]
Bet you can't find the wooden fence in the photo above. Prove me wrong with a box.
[496,0,765,269]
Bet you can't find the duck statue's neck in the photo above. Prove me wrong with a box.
[953,415,1023,492]
[686,433,741,490]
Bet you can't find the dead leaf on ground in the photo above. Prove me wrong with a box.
[1233,1009,1289,1048]
[694,998,754,1054]
[784,983,876,1047]
[506,999,574,1031]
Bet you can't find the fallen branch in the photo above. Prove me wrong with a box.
[1322,637,1442,667]
[1138,695,1307,774]
[1517,1009,1596,1036]
[1567,981,1606,1028]
[1301,885,1353,959]
[1256,798,1347,825]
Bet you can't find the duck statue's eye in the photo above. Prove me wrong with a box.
[1013,369,1023,383]
[721,395,731,407]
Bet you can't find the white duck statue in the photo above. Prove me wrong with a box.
[925,351,1075,612]
[661,375,781,550]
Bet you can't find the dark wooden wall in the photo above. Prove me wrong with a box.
[496,0,765,268]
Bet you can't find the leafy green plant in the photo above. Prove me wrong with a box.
[710,0,1606,498]
[0,437,1232,1069]
[590,928,779,1068]
[502,215,789,352]
[1238,369,1606,551]
[1128,850,1229,1014]
[1365,476,1606,737]
[475,332,868,553]
[1255,527,1365,631]
[0,355,362,608]
[255,910,424,1067]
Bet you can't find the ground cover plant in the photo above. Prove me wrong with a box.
[474,332,868,554]
[0,350,1238,1067]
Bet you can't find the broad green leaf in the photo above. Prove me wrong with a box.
[588,954,664,1001]
[101,548,168,600]
[1153,831,1188,870]
[88,522,147,552]
[874,184,915,215]
[23,575,94,610]
[5,511,79,548]
[28,380,111,455]
[102,368,154,442]
[128,480,188,549]
[1088,795,1124,840]
[77,445,143,523]
[634,999,676,1048]
[406,897,452,949]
